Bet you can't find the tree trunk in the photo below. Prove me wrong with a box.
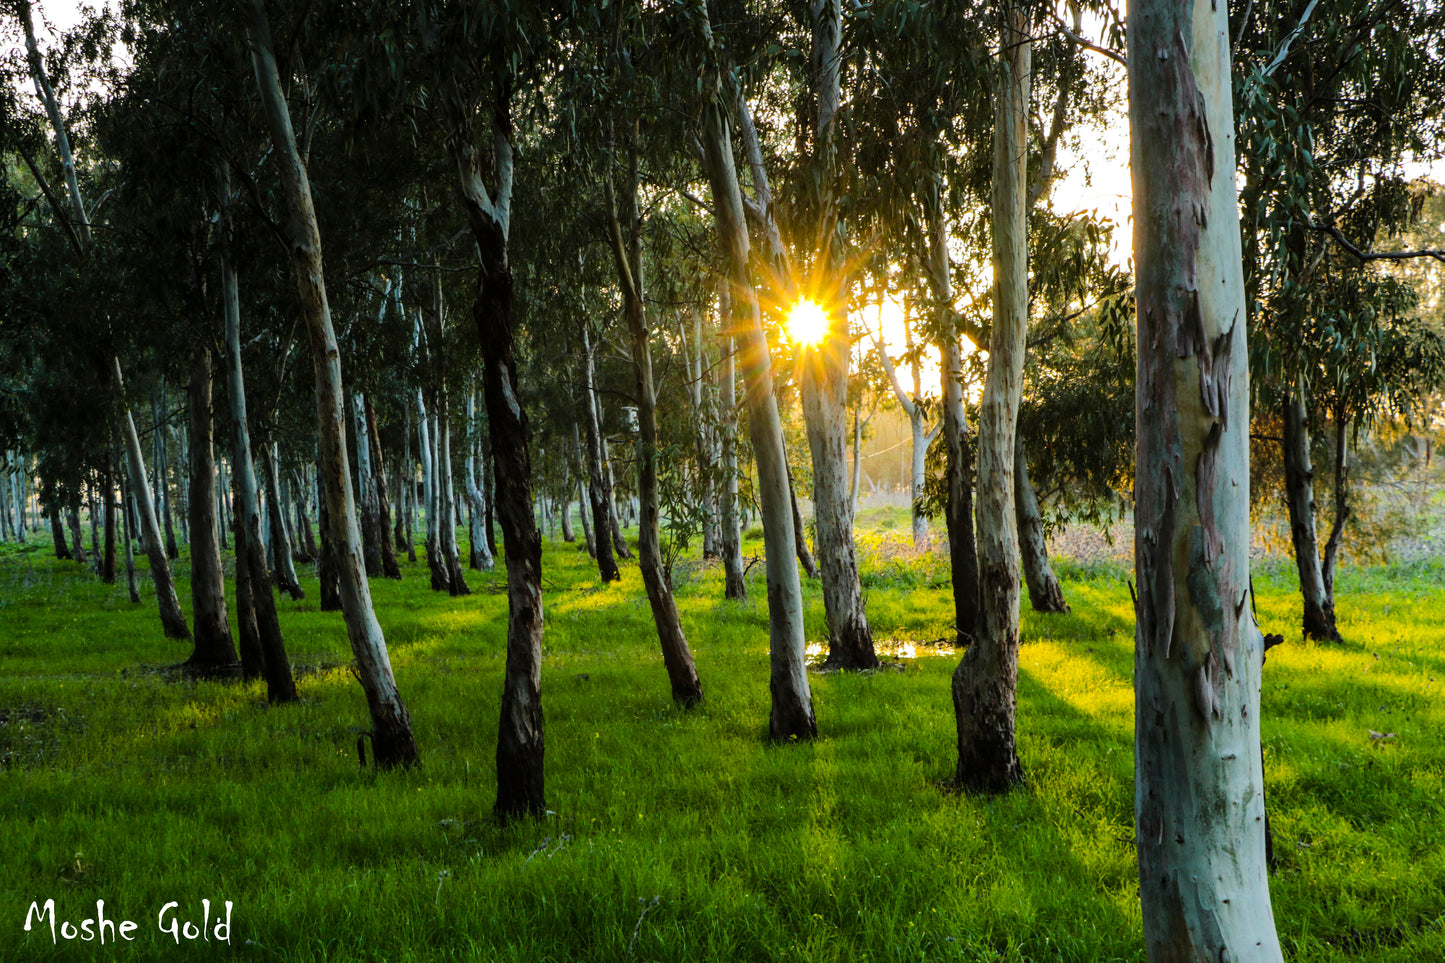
[119,461,139,604]
[247,0,417,765]
[187,345,238,673]
[220,191,295,703]
[49,505,71,559]
[1129,0,1284,953]
[465,392,495,570]
[439,407,470,595]
[924,175,979,640]
[423,36,544,815]
[1282,388,1339,641]
[353,392,384,578]
[316,451,343,611]
[576,473,595,556]
[154,385,179,562]
[363,398,401,580]
[800,323,876,670]
[86,483,100,571]
[602,433,632,560]
[66,506,87,567]
[102,439,116,583]
[114,359,191,641]
[605,128,704,706]
[418,392,450,591]
[718,322,746,600]
[952,4,1030,794]
[786,460,820,579]
[292,467,319,562]
[1015,440,1068,613]
[264,445,304,600]
[580,325,621,582]
[1322,411,1349,602]
[693,10,814,738]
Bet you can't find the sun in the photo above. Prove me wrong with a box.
[787,299,831,346]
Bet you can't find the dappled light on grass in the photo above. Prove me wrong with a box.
[0,541,1442,959]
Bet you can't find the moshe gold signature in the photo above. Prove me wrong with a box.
[24,899,233,944]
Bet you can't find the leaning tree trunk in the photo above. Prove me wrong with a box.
[186,344,238,673]
[113,359,191,641]
[1015,440,1068,613]
[606,130,704,706]
[924,173,979,641]
[245,6,417,764]
[786,460,820,580]
[1282,386,1339,641]
[693,7,814,738]
[1129,0,1284,955]
[579,325,620,582]
[220,188,296,702]
[952,4,1029,794]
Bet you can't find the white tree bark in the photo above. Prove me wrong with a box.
[692,0,813,738]
[112,358,190,641]
[952,3,1030,792]
[1129,0,1283,954]
[246,0,416,766]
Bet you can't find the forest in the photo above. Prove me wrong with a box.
[2,0,1444,960]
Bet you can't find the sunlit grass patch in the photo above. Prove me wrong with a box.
[0,529,1441,961]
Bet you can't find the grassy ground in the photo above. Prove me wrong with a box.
[1,513,1442,961]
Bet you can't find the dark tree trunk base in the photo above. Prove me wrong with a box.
[1302,602,1341,643]
[370,709,420,770]
[951,655,1024,795]
[1026,580,1070,614]
[768,682,818,742]
[821,626,880,671]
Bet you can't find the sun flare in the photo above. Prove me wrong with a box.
[787,299,831,346]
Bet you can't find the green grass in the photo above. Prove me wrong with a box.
[0,527,1442,961]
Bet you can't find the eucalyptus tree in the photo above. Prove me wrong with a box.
[416,0,556,815]
[687,0,814,740]
[9,0,192,639]
[595,5,705,707]
[1236,0,1445,641]
[244,0,418,765]
[849,0,992,643]
[1130,0,1283,953]
[950,0,1032,793]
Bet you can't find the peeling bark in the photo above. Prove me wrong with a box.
[1129,0,1283,955]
